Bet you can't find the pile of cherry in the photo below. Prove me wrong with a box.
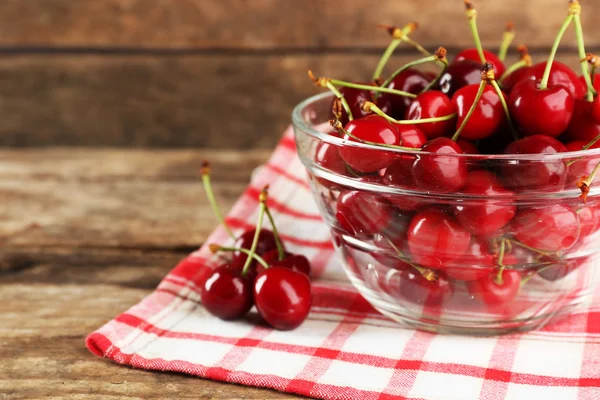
[309,0,600,309]
[198,163,312,330]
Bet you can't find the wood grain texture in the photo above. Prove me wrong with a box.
[0,148,305,399]
[0,0,599,50]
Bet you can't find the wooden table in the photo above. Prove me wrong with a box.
[0,149,305,399]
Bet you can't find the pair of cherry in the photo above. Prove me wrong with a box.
[198,165,312,330]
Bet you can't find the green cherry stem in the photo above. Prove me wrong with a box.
[381,47,447,90]
[582,53,600,99]
[385,237,436,281]
[209,244,269,269]
[464,1,486,63]
[330,119,422,151]
[451,74,487,142]
[373,23,419,81]
[264,207,285,261]
[572,2,596,101]
[494,240,507,285]
[497,22,516,62]
[201,162,235,240]
[329,79,416,98]
[309,70,354,121]
[363,101,456,125]
[540,11,574,90]
[490,79,519,140]
[421,50,449,93]
[499,45,532,83]
[508,238,555,257]
[240,187,268,277]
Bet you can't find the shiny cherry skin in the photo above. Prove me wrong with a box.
[397,124,427,148]
[502,135,567,192]
[513,204,579,252]
[519,61,586,98]
[469,268,522,306]
[382,156,423,211]
[564,140,600,186]
[399,269,454,307]
[452,84,506,140]
[501,66,532,94]
[412,137,468,193]
[456,140,479,154]
[339,115,401,173]
[257,250,311,277]
[445,237,495,281]
[254,266,312,330]
[384,68,431,118]
[314,132,347,176]
[407,207,471,269]
[231,229,278,271]
[336,190,394,236]
[201,265,254,320]
[564,98,600,142]
[454,48,507,78]
[439,59,482,97]
[329,86,392,125]
[509,79,574,137]
[405,91,456,139]
[579,74,600,123]
[454,170,516,236]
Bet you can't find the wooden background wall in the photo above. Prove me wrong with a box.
[1,0,598,148]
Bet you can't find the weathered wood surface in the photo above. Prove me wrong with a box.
[0,0,599,50]
[0,148,306,399]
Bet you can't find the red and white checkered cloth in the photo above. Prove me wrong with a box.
[87,127,600,399]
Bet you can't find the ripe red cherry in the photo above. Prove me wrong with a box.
[201,265,253,320]
[445,237,495,281]
[382,156,423,211]
[336,190,393,236]
[502,135,567,192]
[564,99,600,142]
[439,59,482,96]
[456,140,479,154]
[254,267,312,330]
[509,79,574,137]
[231,229,278,270]
[575,205,600,247]
[405,91,456,139]
[501,65,532,94]
[384,68,431,118]
[469,268,522,306]
[538,257,586,281]
[397,124,427,148]
[513,204,579,252]
[455,48,507,78]
[519,61,586,98]
[454,170,516,236]
[407,207,471,269]
[398,269,454,307]
[579,74,600,123]
[412,137,468,193]
[338,115,401,173]
[452,84,506,140]
[564,140,600,186]
[329,87,392,125]
[257,250,311,277]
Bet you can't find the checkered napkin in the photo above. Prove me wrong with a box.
[87,127,600,400]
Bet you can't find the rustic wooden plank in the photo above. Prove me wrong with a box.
[0,0,599,50]
[0,51,581,148]
[0,149,270,250]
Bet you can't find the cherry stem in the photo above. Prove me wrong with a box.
[363,101,456,126]
[309,70,354,120]
[201,162,235,240]
[572,6,596,101]
[465,1,486,63]
[497,22,516,62]
[451,78,486,142]
[498,60,527,84]
[264,207,285,261]
[540,13,574,90]
[373,23,422,81]
[373,38,403,82]
[381,54,438,90]
[330,119,421,151]
[330,79,416,98]
[240,187,268,277]
[508,238,555,256]
[577,160,600,203]
[209,244,269,269]
[494,240,506,285]
[421,55,449,94]
[403,37,432,57]
[386,235,437,281]
[490,79,519,140]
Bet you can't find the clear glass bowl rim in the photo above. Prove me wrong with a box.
[292,92,600,161]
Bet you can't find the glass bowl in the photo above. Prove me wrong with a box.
[292,92,600,335]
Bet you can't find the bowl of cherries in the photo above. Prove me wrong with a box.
[293,0,600,335]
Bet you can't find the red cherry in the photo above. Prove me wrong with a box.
[231,229,278,271]
[509,79,574,137]
[445,237,495,281]
[397,124,427,148]
[384,68,431,118]
[456,140,479,154]
[455,48,507,78]
[501,65,532,94]
[519,61,586,98]
[565,99,600,142]
[538,257,586,281]
[407,207,471,269]
[339,115,401,173]
[201,265,254,320]
[382,156,422,211]
[336,190,393,236]
[412,137,468,193]
[257,250,311,277]
[254,267,312,330]
[579,75,600,123]
[575,205,600,246]
[513,204,579,252]
[329,86,392,126]
[564,140,600,186]
[469,268,522,306]
[502,135,567,192]
[439,59,482,96]
[452,84,506,140]
[398,269,454,307]
[405,91,456,139]
[372,232,412,271]
[454,170,516,236]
